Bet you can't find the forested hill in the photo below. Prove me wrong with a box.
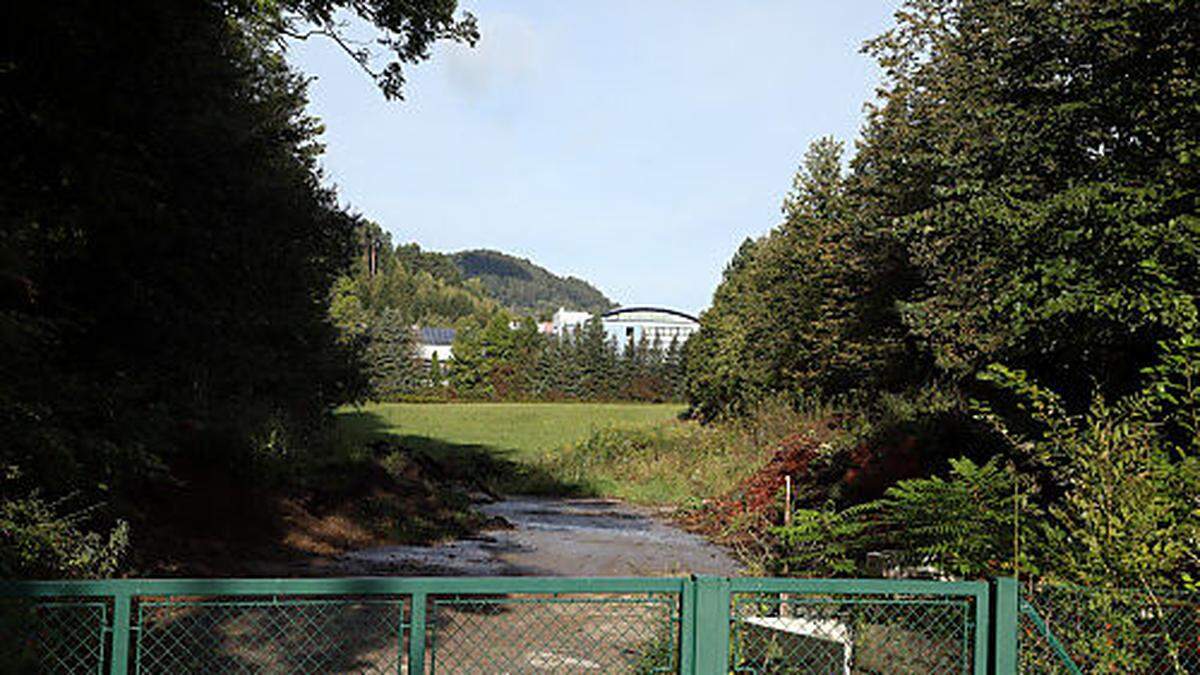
[332,230,614,331]
[451,249,615,316]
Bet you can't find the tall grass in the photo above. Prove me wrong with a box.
[543,401,832,505]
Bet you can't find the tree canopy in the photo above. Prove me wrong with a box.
[1,0,476,576]
[451,250,616,318]
[687,0,1200,586]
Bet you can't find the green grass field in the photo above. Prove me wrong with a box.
[335,402,686,496]
[333,401,779,506]
[337,402,684,461]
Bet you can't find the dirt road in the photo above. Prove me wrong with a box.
[335,496,740,576]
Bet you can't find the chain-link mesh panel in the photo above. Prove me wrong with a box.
[0,600,109,674]
[135,596,406,674]
[1019,584,1200,674]
[731,593,976,674]
[1018,609,1071,674]
[426,594,681,674]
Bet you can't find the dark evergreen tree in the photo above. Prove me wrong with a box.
[427,352,444,388]
[576,318,614,399]
[365,309,421,399]
[1,0,477,576]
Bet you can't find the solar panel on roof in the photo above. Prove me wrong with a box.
[418,327,457,345]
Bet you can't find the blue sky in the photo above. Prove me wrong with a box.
[288,1,899,315]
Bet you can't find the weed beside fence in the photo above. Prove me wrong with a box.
[1019,581,1200,674]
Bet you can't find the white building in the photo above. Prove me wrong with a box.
[550,308,593,336]
[549,306,700,349]
[416,327,455,362]
[600,306,700,348]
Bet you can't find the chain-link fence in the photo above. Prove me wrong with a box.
[730,590,979,674]
[5,576,1195,674]
[136,596,407,673]
[0,599,110,674]
[0,577,689,674]
[1019,582,1200,674]
[427,594,679,673]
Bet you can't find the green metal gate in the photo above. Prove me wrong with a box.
[4,575,1192,673]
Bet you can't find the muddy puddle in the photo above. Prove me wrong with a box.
[332,496,740,577]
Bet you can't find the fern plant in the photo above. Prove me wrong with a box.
[870,457,1041,578]
[772,456,1041,578]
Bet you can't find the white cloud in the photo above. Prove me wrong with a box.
[443,12,544,98]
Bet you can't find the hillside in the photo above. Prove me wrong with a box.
[451,249,615,316]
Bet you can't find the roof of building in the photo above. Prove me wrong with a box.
[553,308,593,321]
[418,327,457,346]
[601,306,700,324]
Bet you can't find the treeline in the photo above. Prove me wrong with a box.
[685,0,1199,590]
[1,0,476,577]
[358,311,687,403]
[447,314,686,402]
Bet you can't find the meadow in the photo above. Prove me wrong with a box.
[336,402,684,462]
[335,401,797,506]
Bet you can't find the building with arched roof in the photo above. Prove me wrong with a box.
[549,306,700,349]
[601,306,700,347]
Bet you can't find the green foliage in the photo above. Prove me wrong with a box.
[858,0,1200,405]
[545,402,813,505]
[332,239,615,327]
[251,0,478,101]
[872,457,1040,578]
[451,249,616,317]
[686,137,914,419]
[1141,335,1200,446]
[775,457,1040,579]
[2,0,475,577]
[447,316,688,403]
[330,230,633,402]
[334,225,501,330]
[1,471,128,578]
[691,0,1200,422]
[778,370,1199,584]
[986,370,1200,588]
[364,308,422,399]
[686,0,1200,588]
[447,313,522,398]
[773,506,872,577]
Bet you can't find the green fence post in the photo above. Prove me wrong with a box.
[408,591,426,675]
[991,577,1018,675]
[110,590,132,675]
[973,581,991,675]
[679,577,696,674]
[692,576,730,675]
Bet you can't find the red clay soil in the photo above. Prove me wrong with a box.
[682,417,926,546]
[681,423,831,545]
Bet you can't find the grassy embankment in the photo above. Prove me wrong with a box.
[336,402,796,506]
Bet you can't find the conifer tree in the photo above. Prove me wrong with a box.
[428,352,443,388]
[576,318,610,399]
[365,309,421,399]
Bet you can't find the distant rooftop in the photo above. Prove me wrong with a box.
[417,327,456,346]
[602,306,700,324]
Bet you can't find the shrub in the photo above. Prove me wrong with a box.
[0,472,128,578]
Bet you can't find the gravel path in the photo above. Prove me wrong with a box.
[333,496,740,577]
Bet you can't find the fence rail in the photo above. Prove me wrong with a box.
[1017,582,1200,674]
[1,576,1191,674]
